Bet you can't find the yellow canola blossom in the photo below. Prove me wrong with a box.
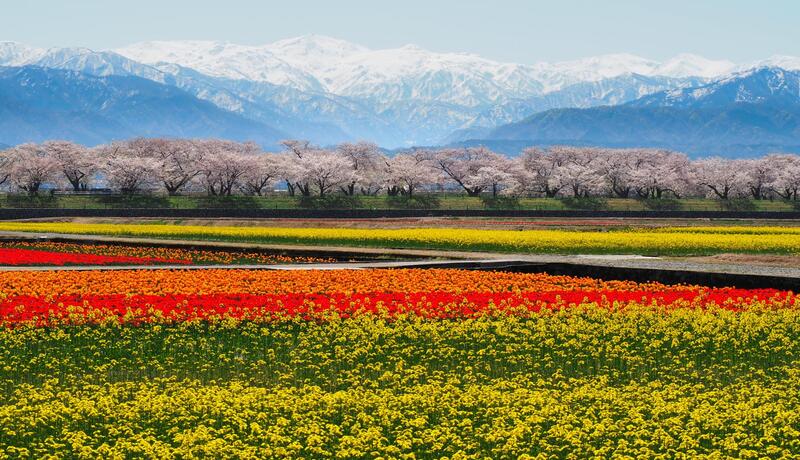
[1,222,800,255]
[657,225,800,235]
[2,306,800,458]
[2,377,799,459]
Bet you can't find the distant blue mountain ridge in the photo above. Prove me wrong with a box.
[0,65,287,147]
[457,67,800,157]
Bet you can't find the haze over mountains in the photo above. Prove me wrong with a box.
[2,36,800,156]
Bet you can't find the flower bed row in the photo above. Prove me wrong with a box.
[2,221,800,255]
[0,247,189,266]
[2,289,794,326]
[0,268,702,297]
[0,269,794,325]
[0,241,334,266]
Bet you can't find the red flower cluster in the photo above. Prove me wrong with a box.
[0,247,190,266]
[0,288,793,326]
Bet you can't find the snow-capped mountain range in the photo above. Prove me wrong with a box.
[114,38,738,100]
[1,35,800,148]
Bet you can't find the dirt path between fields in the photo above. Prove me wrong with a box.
[679,253,800,268]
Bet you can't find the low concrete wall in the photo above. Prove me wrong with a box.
[1,208,800,219]
[386,260,800,290]
[481,262,800,290]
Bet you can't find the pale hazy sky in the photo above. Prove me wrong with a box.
[3,0,797,63]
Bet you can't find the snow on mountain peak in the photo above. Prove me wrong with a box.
[117,40,241,65]
[112,37,789,109]
[264,34,370,79]
[548,53,658,76]
[8,37,797,102]
[0,41,45,66]
[525,53,660,92]
[118,37,547,104]
[117,40,325,92]
[526,53,740,92]
[744,55,800,72]
[655,53,735,78]
[80,37,795,110]
[316,43,546,105]
[268,34,370,57]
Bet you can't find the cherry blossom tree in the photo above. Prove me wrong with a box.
[240,153,282,196]
[595,148,639,198]
[0,148,15,188]
[522,146,604,197]
[292,149,355,197]
[520,147,567,197]
[691,157,748,199]
[279,139,314,196]
[336,141,387,195]
[96,142,160,194]
[6,144,59,195]
[277,141,360,197]
[272,152,303,196]
[432,147,505,196]
[196,140,258,196]
[630,150,690,199]
[742,158,777,200]
[765,154,800,200]
[470,156,525,197]
[42,140,95,191]
[549,147,604,197]
[386,152,437,197]
[140,138,203,196]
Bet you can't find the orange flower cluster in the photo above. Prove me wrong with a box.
[0,268,688,298]
[0,241,334,265]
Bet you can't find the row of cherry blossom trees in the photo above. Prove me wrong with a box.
[1,139,799,200]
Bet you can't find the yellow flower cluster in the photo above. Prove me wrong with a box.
[2,306,799,457]
[4,376,798,459]
[657,226,800,235]
[1,222,800,255]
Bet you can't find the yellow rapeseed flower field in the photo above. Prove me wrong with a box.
[2,307,800,458]
[0,221,799,255]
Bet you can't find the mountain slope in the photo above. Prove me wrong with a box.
[0,66,287,147]
[630,67,800,108]
[477,67,800,156]
[16,46,390,144]
[149,63,354,144]
[447,73,703,142]
[33,48,169,83]
[6,48,354,145]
